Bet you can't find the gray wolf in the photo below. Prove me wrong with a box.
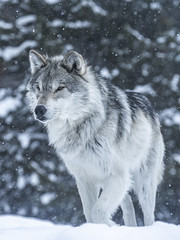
[27,50,164,226]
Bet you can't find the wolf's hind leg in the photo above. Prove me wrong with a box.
[134,167,158,226]
[121,193,137,226]
[136,180,157,226]
[135,139,164,226]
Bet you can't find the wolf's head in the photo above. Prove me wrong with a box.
[27,50,104,124]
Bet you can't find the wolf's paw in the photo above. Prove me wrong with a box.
[91,203,115,226]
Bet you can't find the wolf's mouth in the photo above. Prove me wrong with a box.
[35,115,48,123]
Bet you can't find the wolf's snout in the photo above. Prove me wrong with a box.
[35,105,47,118]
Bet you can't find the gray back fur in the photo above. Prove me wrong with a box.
[27,50,164,226]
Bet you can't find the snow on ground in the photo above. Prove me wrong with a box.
[0,215,179,240]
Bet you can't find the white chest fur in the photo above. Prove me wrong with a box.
[47,117,117,179]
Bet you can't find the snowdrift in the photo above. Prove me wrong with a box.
[0,215,179,240]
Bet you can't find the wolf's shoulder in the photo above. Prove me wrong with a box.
[125,90,157,120]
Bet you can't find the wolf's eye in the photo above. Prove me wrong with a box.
[36,85,40,91]
[54,86,65,93]
[34,84,40,92]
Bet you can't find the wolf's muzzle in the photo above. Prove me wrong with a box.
[35,105,47,121]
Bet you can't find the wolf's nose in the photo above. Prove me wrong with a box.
[35,105,47,117]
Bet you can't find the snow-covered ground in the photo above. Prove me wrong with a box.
[0,215,179,240]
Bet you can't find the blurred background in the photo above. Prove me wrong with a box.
[0,0,179,226]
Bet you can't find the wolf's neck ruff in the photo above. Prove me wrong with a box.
[27,50,164,227]
[46,111,103,154]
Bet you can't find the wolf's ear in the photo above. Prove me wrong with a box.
[29,50,47,74]
[61,51,86,75]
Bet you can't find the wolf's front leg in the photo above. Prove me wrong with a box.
[76,179,99,223]
[91,174,131,226]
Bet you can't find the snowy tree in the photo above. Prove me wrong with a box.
[0,0,179,225]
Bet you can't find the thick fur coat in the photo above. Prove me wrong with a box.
[27,50,164,226]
